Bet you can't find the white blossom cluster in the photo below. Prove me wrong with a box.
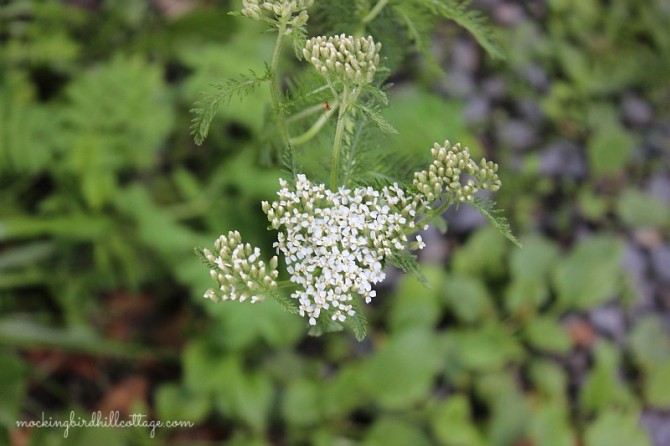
[413,140,502,202]
[262,175,425,325]
[241,0,313,30]
[202,231,279,304]
[304,34,382,86]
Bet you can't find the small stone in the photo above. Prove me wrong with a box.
[539,139,587,180]
[494,2,526,26]
[640,410,670,446]
[482,76,507,100]
[498,119,538,151]
[633,228,663,249]
[589,304,625,343]
[650,244,670,284]
[621,94,652,127]
[646,174,670,205]
[463,96,491,124]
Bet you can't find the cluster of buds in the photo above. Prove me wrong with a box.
[413,141,502,202]
[304,34,382,86]
[202,231,279,304]
[262,175,425,325]
[240,0,313,30]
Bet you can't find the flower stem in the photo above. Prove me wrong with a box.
[354,0,389,37]
[330,87,349,189]
[363,0,389,24]
[290,101,339,146]
[415,197,454,231]
[268,25,297,176]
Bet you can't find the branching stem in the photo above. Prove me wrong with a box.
[363,0,389,24]
[290,101,339,146]
[269,25,297,176]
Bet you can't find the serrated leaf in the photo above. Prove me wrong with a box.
[357,103,398,134]
[389,250,429,287]
[423,0,505,59]
[471,197,521,247]
[190,68,270,145]
[345,301,369,341]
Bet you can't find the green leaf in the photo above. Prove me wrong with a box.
[383,87,467,158]
[345,306,369,341]
[471,197,521,247]
[522,317,572,354]
[529,360,568,401]
[356,103,398,134]
[0,354,25,428]
[190,68,271,145]
[282,379,321,426]
[452,226,508,278]
[363,417,432,446]
[580,342,637,413]
[585,410,652,446]
[451,323,524,372]
[0,318,172,360]
[587,119,635,176]
[552,235,623,310]
[616,188,670,229]
[155,383,211,423]
[644,360,670,408]
[430,395,486,446]
[389,250,429,287]
[389,265,443,332]
[629,315,670,369]
[212,355,273,431]
[441,274,494,322]
[413,0,505,59]
[509,235,559,282]
[359,329,444,410]
[527,403,575,446]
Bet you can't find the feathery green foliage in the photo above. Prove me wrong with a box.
[471,197,522,247]
[190,67,272,145]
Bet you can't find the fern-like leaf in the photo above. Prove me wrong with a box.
[389,250,430,288]
[345,300,368,341]
[356,103,398,135]
[425,0,505,60]
[471,197,521,247]
[265,287,300,314]
[190,68,271,145]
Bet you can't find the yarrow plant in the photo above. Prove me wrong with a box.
[192,0,518,339]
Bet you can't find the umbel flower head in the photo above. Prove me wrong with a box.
[262,175,426,325]
[241,0,313,29]
[304,34,382,86]
[202,142,505,328]
[202,231,279,304]
[413,140,501,202]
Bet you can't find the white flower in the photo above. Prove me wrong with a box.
[264,175,426,324]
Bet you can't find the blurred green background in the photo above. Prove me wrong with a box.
[1,0,670,445]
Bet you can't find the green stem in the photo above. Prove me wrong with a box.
[290,101,339,146]
[363,0,389,24]
[355,0,389,36]
[287,103,325,123]
[268,25,297,176]
[414,197,455,231]
[330,88,350,189]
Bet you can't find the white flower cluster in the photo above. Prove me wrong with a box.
[262,175,425,325]
[304,34,381,86]
[202,231,279,304]
[413,141,502,202]
[241,0,313,29]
